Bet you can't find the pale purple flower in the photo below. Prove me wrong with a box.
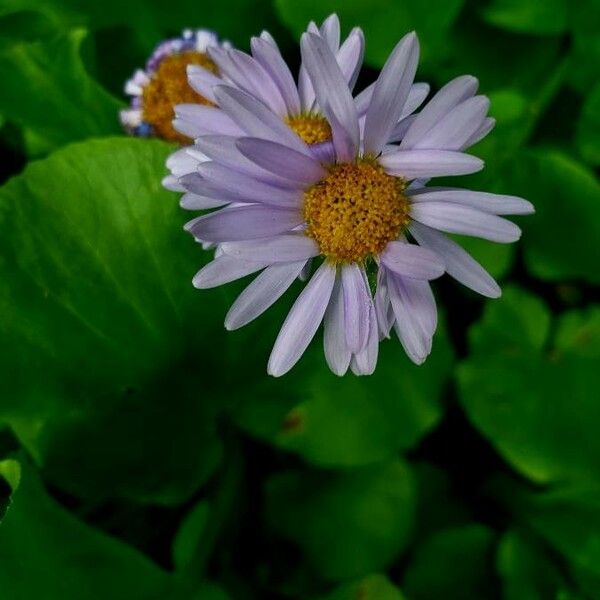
[120,29,228,141]
[171,23,533,377]
[163,14,430,191]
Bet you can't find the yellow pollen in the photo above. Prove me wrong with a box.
[285,113,332,145]
[303,160,410,263]
[142,51,217,143]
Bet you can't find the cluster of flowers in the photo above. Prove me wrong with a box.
[121,15,533,377]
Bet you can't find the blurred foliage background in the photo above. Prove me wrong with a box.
[0,0,599,598]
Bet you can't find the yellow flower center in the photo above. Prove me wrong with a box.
[142,51,217,143]
[303,160,410,263]
[285,113,332,145]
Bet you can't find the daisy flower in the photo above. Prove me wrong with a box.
[120,29,228,143]
[163,14,431,192]
[176,28,533,377]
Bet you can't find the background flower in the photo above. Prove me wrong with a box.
[120,29,228,142]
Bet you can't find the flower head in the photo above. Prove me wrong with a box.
[120,29,227,142]
[170,17,534,377]
[163,15,431,191]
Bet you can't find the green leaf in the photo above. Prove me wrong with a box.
[0,458,20,523]
[457,286,600,485]
[567,0,600,94]
[0,28,123,153]
[274,0,465,68]
[0,459,188,599]
[0,9,59,48]
[266,460,415,581]
[0,0,287,52]
[507,485,600,598]
[576,82,600,166]
[234,318,453,467]
[437,22,563,96]
[172,500,210,572]
[319,574,404,600]
[508,150,600,284]
[0,137,230,504]
[497,529,571,600]
[402,524,497,599]
[481,0,568,35]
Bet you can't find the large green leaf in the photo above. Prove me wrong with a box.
[0,28,123,153]
[457,287,600,485]
[234,318,453,467]
[0,459,184,599]
[480,0,568,35]
[402,524,497,599]
[274,0,465,68]
[0,137,230,504]
[266,460,415,581]
[507,151,600,284]
[496,529,572,600]
[506,485,600,599]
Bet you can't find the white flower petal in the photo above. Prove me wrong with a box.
[379,149,484,179]
[300,32,360,161]
[363,31,420,155]
[236,137,327,185]
[193,255,267,289]
[225,260,307,330]
[324,274,352,376]
[185,205,303,242]
[341,263,371,353]
[268,262,336,377]
[401,75,479,149]
[221,235,319,263]
[409,222,501,298]
[381,241,445,279]
[408,188,534,215]
[410,202,521,243]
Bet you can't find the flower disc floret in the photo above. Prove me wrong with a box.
[303,160,410,263]
[285,113,332,145]
[142,51,217,142]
